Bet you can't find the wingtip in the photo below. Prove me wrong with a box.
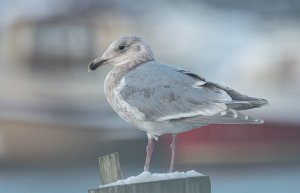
[261,99,269,106]
[254,118,264,124]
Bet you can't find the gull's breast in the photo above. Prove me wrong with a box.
[105,73,146,129]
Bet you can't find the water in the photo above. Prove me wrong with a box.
[1,163,299,193]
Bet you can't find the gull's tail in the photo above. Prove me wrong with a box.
[226,97,269,111]
[180,109,264,125]
[206,82,269,111]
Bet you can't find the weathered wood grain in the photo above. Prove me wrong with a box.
[88,175,211,193]
[98,152,123,185]
[92,152,211,193]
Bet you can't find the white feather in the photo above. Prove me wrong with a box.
[156,103,227,122]
[113,78,145,121]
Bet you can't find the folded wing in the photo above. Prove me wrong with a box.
[121,62,267,124]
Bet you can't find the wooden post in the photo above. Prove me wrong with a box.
[98,152,122,185]
[89,176,211,193]
[89,152,211,193]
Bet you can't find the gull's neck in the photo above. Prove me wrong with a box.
[104,61,143,92]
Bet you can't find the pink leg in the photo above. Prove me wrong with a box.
[169,133,177,173]
[144,137,154,171]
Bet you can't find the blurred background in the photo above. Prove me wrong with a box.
[1,0,300,193]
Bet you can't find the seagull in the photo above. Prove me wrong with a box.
[89,35,268,172]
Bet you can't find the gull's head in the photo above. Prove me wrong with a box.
[89,35,154,71]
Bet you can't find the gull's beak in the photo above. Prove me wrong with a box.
[88,58,108,72]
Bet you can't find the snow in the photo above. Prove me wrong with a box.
[100,170,204,187]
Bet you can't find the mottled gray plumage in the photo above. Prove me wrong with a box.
[89,35,268,171]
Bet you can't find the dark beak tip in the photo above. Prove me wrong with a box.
[88,60,101,72]
[88,59,107,72]
[88,62,96,72]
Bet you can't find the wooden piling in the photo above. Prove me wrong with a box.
[89,152,211,193]
[98,152,122,185]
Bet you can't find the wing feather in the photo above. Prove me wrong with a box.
[121,62,263,124]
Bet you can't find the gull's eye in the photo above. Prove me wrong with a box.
[118,45,125,50]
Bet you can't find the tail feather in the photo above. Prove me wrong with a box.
[226,98,269,110]
[206,82,269,110]
[181,109,264,124]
